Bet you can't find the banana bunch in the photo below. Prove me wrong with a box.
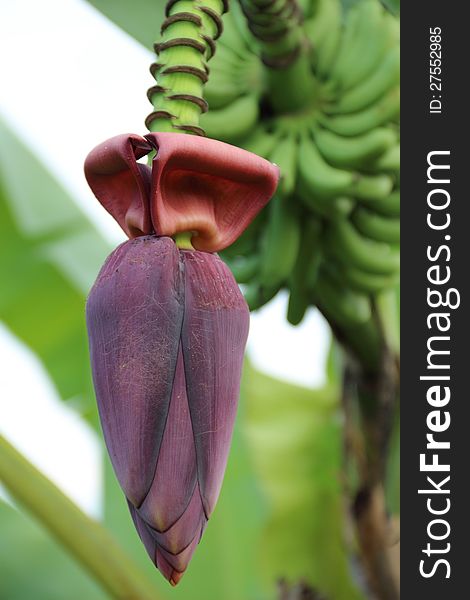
[200,0,400,333]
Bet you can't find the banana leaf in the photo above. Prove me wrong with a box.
[0,117,111,427]
[0,501,107,600]
[243,362,363,600]
[86,0,165,49]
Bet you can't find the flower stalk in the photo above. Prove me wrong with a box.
[339,295,400,600]
[146,0,227,134]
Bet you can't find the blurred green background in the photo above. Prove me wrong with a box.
[0,1,399,598]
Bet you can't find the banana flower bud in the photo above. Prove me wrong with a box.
[84,133,279,584]
[87,236,249,584]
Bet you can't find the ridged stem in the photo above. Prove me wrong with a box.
[238,0,317,113]
[0,434,160,600]
[146,0,227,134]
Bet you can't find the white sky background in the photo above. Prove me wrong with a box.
[0,0,330,516]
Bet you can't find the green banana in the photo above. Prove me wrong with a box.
[269,134,298,197]
[328,0,365,87]
[352,207,400,244]
[259,195,301,286]
[302,219,323,292]
[219,8,252,58]
[370,143,400,172]
[242,126,279,158]
[297,181,355,219]
[298,134,355,198]
[321,88,400,136]
[287,218,322,325]
[352,174,394,201]
[305,0,342,79]
[313,126,397,169]
[340,265,399,294]
[331,46,400,114]
[200,94,259,142]
[315,270,372,327]
[211,42,248,71]
[359,189,400,217]
[204,68,243,109]
[325,218,400,275]
[287,280,310,326]
[340,1,398,91]
[244,282,281,311]
[223,254,261,283]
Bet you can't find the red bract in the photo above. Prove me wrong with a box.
[84,132,279,252]
[86,236,249,584]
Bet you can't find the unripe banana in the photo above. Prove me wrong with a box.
[328,0,364,86]
[352,174,394,201]
[359,189,400,217]
[287,281,310,326]
[269,134,298,197]
[321,88,400,136]
[223,254,261,283]
[287,218,322,325]
[339,0,395,91]
[204,68,243,109]
[259,195,301,286]
[341,265,399,294]
[370,144,400,173]
[306,0,342,79]
[313,126,397,169]
[244,282,281,311]
[298,134,355,197]
[352,207,400,244]
[200,94,259,142]
[242,126,279,158]
[220,7,252,57]
[325,218,400,275]
[213,43,249,71]
[331,46,400,114]
[315,270,372,327]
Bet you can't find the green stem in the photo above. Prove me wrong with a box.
[147,0,226,134]
[338,290,400,599]
[376,288,400,357]
[239,0,317,113]
[0,434,160,600]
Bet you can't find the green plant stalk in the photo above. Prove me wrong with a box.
[148,0,225,133]
[376,288,400,357]
[0,434,160,600]
[340,291,400,600]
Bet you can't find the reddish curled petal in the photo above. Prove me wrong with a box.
[84,133,153,237]
[132,479,206,584]
[156,533,201,585]
[181,251,250,516]
[150,484,207,555]
[129,500,200,585]
[86,236,184,506]
[145,132,280,252]
[138,344,197,532]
